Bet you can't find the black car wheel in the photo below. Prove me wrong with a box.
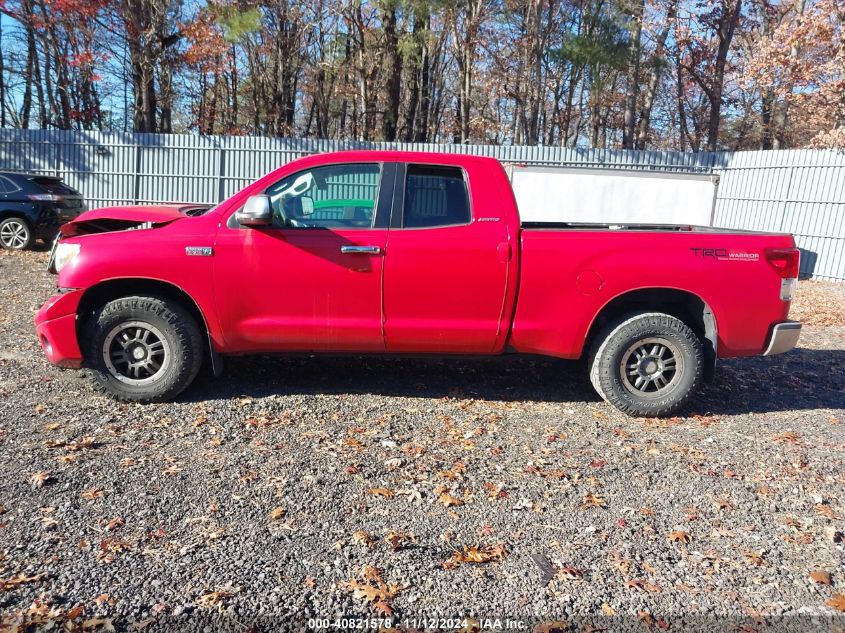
[82,295,204,402]
[589,312,703,417]
[0,217,33,250]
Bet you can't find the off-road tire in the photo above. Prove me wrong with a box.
[0,216,33,250]
[589,312,702,417]
[82,296,203,403]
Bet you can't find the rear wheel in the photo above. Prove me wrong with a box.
[82,296,203,402]
[589,312,702,417]
[0,217,33,250]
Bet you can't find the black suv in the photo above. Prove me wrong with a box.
[0,172,86,250]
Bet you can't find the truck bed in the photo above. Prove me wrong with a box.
[509,227,795,360]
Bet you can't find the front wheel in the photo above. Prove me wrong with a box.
[589,312,703,417]
[82,296,204,402]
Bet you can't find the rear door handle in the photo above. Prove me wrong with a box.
[341,245,382,255]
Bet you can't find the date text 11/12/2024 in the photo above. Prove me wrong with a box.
[307,617,529,630]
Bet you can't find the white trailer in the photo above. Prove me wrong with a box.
[505,164,719,227]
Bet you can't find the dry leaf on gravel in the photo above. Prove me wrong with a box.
[827,594,845,612]
[351,531,374,547]
[815,504,841,520]
[341,566,405,613]
[580,493,606,509]
[773,431,801,444]
[443,544,508,569]
[744,551,766,567]
[80,617,114,630]
[810,570,833,585]
[556,566,584,580]
[195,586,239,610]
[0,573,47,590]
[30,471,52,489]
[385,530,416,551]
[373,600,393,617]
[625,579,661,593]
[270,507,286,520]
[81,488,104,501]
[668,530,691,544]
[368,488,394,498]
[438,492,465,507]
[104,517,124,532]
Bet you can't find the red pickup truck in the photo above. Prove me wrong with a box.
[34,151,801,416]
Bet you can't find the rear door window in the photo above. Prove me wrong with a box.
[402,165,471,228]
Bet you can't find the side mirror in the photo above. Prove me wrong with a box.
[236,195,272,227]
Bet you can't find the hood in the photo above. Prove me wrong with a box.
[59,204,198,237]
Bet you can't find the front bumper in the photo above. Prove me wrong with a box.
[762,321,802,356]
[34,290,84,368]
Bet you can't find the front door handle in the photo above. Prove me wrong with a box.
[341,245,382,255]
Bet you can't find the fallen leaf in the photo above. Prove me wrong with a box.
[443,544,508,568]
[556,566,583,580]
[66,605,84,620]
[668,530,691,544]
[773,431,800,444]
[816,504,841,520]
[373,600,393,617]
[601,603,616,616]
[105,517,124,532]
[81,618,115,631]
[810,570,832,586]
[384,530,415,550]
[81,488,104,501]
[351,531,374,547]
[270,507,286,520]
[744,551,766,567]
[0,573,47,590]
[195,587,239,609]
[340,566,405,610]
[625,579,661,593]
[368,488,394,498]
[438,492,464,508]
[827,594,845,612]
[580,493,606,509]
[30,471,52,489]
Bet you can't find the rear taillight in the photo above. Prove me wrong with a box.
[766,248,800,279]
[28,193,63,202]
[766,248,800,302]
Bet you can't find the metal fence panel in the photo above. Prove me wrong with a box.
[0,129,842,280]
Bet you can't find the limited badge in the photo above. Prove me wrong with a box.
[185,246,213,257]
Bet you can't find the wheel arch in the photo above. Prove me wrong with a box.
[585,287,718,380]
[75,278,221,373]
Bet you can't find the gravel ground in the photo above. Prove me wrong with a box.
[1,247,844,632]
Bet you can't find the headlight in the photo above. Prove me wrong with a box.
[54,242,81,273]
